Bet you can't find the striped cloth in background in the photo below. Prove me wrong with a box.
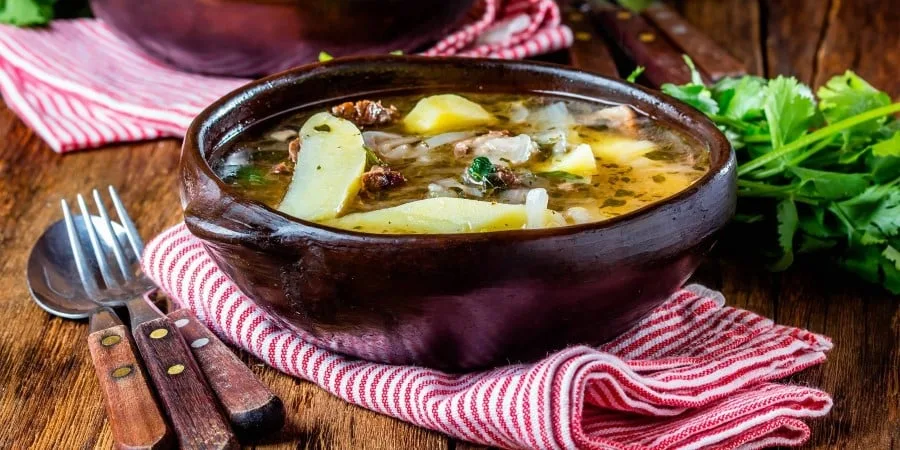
[144,224,833,450]
[0,0,572,153]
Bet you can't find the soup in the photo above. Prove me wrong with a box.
[215,92,709,234]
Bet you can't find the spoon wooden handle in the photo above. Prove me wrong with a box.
[133,317,238,450]
[87,323,172,450]
[167,309,285,438]
[561,1,619,78]
[642,3,747,81]
[588,2,695,87]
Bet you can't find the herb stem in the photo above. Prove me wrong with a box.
[738,102,900,176]
[742,135,771,144]
[736,179,795,193]
[710,114,752,131]
[749,134,837,179]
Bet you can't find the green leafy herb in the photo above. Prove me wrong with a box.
[871,131,900,157]
[467,156,495,182]
[626,66,645,84]
[318,51,334,62]
[661,57,719,115]
[772,198,798,271]
[234,166,267,186]
[0,0,93,26]
[665,60,900,293]
[817,71,891,134]
[0,0,54,26]
[537,171,585,181]
[364,146,384,168]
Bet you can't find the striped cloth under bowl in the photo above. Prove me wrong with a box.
[0,0,572,153]
[143,223,833,450]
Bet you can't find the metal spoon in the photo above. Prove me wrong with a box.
[27,216,172,449]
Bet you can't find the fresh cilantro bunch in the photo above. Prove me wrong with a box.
[661,57,900,293]
[0,0,91,27]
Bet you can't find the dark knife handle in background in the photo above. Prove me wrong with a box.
[561,1,619,78]
[87,320,172,450]
[588,1,694,87]
[642,3,747,80]
[133,317,238,450]
[167,309,285,439]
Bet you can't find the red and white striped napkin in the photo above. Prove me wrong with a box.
[144,223,833,450]
[0,0,572,153]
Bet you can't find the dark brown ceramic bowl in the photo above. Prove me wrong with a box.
[89,0,475,77]
[181,56,736,370]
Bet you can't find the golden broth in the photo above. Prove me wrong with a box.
[215,93,709,232]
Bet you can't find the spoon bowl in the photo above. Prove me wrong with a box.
[27,216,135,319]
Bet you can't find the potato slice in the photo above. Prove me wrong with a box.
[278,112,367,221]
[534,143,598,177]
[579,129,656,164]
[403,94,495,135]
[322,197,565,234]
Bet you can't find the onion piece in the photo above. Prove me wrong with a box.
[496,188,530,204]
[509,102,530,123]
[268,129,297,142]
[525,188,549,229]
[529,102,574,131]
[362,131,421,149]
[434,177,484,198]
[420,131,476,149]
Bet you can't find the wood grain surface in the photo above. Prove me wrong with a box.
[0,0,898,449]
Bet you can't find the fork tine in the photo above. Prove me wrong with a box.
[109,186,144,258]
[77,194,119,289]
[62,199,100,298]
[92,189,133,281]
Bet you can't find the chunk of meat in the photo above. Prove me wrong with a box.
[579,105,640,135]
[288,138,300,163]
[361,166,406,192]
[461,163,521,190]
[454,131,509,157]
[488,166,520,187]
[270,161,292,174]
[331,100,399,127]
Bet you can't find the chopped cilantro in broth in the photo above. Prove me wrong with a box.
[214,92,709,227]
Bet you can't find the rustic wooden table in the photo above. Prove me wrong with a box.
[1,1,898,448]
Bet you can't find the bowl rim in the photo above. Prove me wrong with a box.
[183,55,735,243]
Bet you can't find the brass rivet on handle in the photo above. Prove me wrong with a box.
[616,10,632,20]
[149,328,169,339]
[639,32,656,43]
[100,335,121,347]
[167,364,185,375]
[575,31,592,41]
[111,365,133,378]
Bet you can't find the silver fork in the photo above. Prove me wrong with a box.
[63,187,237,449]
[64,186,284,441]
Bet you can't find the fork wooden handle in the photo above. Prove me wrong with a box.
[167,309,285,438]
[88,324,172,450]
[133,318,238,450]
